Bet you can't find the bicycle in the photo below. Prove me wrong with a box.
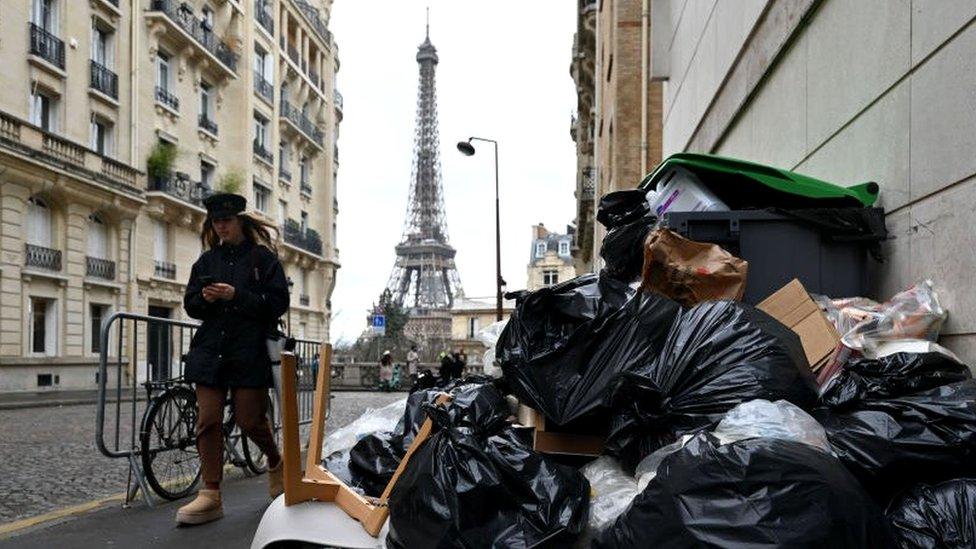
[138,378,278,500]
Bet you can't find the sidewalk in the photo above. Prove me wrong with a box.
[0,474,271,548]
[0,389,136,410]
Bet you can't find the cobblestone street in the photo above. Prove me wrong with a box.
[0,391,406,525]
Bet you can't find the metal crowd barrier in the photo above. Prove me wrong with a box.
[95,311,324,506]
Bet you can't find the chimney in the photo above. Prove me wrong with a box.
[533,223,549,239]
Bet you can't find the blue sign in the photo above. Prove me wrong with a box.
[371,314,386,335]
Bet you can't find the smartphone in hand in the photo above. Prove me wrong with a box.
[198,275,215,286]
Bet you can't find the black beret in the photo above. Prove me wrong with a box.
[203,193,246,218]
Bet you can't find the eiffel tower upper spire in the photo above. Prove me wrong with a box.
[385,21,462,315]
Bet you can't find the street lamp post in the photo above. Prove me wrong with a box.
[457,137,503,321]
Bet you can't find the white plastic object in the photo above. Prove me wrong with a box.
[646,170,728,217]
[322,397,406,456]
[476,320,508,378]
[578,456,639,545]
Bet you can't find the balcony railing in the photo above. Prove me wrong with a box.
[308,69,321,90]
[29,23,65,69]
[254,77,274,103]
[155,86,180,111]
[25,243,62,271]
[290,0,333,46]
[86,256,116,279]
[287,44,300,66]
[0,111,139,190]
[279,166,292,182]
[282,219,323,255]
[90,60,118,99]
[280,99,324,146]
[255,1,274,34]
[198,114,218,135]
[299,294,310,307]
[580,166,596,200]
[148,172,209,206]
[154,260,176,280]
[300,181,312,195]
[253,141,273,164]
[149,0,239,73]
[334,89,343,111]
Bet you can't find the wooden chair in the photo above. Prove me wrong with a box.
[278,346,447,537]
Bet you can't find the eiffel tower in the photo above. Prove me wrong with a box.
[384,19,463,342]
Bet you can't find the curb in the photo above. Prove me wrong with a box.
[0,493,124,539]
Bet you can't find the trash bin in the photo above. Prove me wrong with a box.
[659,208,885,303]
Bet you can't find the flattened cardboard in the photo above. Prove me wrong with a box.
[758,279,841,371]
[516,404,604,457]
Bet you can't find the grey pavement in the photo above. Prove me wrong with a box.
[0,391,407,548]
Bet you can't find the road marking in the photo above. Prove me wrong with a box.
[0,492,124,536]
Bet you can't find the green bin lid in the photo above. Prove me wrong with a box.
[639,153,879,207]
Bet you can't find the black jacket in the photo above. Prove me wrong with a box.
[183,239,289,387]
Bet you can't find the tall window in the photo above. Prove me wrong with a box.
[30,297,57,356]
[90,117,113,156]
[253,113,269,148]
[300,268,308,295]
[153,219,169,263]
[300,211,308,234]
[157,52,171,92]
[91,22,113,67]
[558,240,570,256]
[27,196,52,247]
[29,89,57,132]
[279,141,288,166]
[200,161,215,189]
[31,0,58,31]
[253,182,270,213]
[200,81,213,120]
[254,46,273,83]
[543,269,559,286]
[90,303,108,354]
[201,5,215,30]
[87,214,109,259]
[277,199,287,226]
[535,241,546,258]
[467,317,479,339]
[299,156,308,185]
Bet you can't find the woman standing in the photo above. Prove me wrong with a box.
[176,193,289,525]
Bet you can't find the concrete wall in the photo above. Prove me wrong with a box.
[656,0,976,362]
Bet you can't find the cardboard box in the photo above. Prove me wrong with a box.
[758,279,841,372]
[516,404,604,457]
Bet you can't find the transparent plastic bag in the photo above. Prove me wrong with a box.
[476,320,507,377]
[579,456,638,544]
[322,397,406,456]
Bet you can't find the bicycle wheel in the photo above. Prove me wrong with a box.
[140,385,201,500]
[243,393,277,474]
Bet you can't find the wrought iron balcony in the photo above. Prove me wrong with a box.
[25,243,62,271]
[290,0,333,46]
[29,23,65,69]
[286,43,300,66]
[86,256,116,279]
[299,294,310,307]
[279,166,292,182]
[148,0,239,73]
[198,114,218,135]
[282,219,322,255]
[300,181,312,195]
[308,69,321,90]
[253,140,273,164]
[580,166,596,200]
[334,89,343,111]
[148,172,209,206]
[155,86,180,111]
[255,1,274,34]
[90,60,118,99]
[254,77,274,103]
[280,100,324,147]
[154,260,176,280]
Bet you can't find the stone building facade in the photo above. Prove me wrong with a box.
[526,224,576,291]
[651,0,976,364]
[0,0,341,391]
[570,0,663,274]
[449,295,514,368]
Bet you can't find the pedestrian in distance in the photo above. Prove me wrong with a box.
[406,345,420,385]
[379,350,394,391]
[439,350,455,383]
[176,193,289,526]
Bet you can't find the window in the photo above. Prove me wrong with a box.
[90,303,108,354]
[32,0,58,32]
[299,156,308,185]
[279,141,288,166]
[277,199,287,226]
[253,113,269,148]
[300,211,308,234]
[253,181,270,213]
[467,317,479,339]
[27,196,52,247]
[534,241,546,258]
[92,23,113,68]
[200,161,215,189]
[90,117,113,156]
[200,81,213,120]
[201,6,215,30]
[29,88,57,132]
[559,240,570,256]
[87,214,109,259]
[254,46,273,83]
[30,297,57,356]
[157,52,171,92]
[543,269,559,286]
[153,219,169,262]
[300,268,308,295]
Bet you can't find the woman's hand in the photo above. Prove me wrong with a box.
[201,285,220,303]
[209,283,236,301]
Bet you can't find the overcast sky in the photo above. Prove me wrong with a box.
[328,1,577,345]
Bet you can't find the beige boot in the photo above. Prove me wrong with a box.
[268,460,284,499]
[175,489,223,525]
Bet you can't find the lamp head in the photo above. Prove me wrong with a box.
[456,140,476,156]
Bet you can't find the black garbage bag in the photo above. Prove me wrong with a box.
[497,273,680,426]
[597,188,657,281]
[820,352,971,409]
[596,433,892,548]
[605,300,818,467]
[813,380,976,501]
[886,479,976,549]
[386,384,590,549]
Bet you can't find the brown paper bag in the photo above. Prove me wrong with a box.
[640,228,748,307]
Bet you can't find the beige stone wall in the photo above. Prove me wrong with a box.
[0,0,341,391]
[526,252,577,291]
